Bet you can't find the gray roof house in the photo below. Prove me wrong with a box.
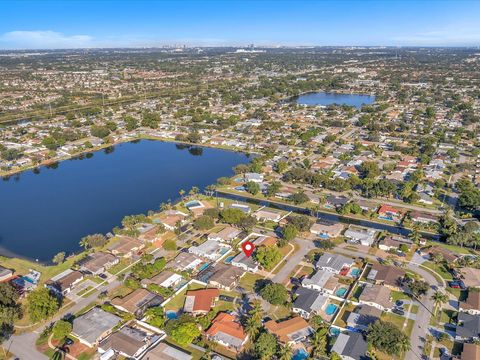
[331,332,369,360]
[346,305,382,331]
[302,269,336,293]
[315,253,354,274]
[72,307,122,347]
[292,287,328,319]
[344,225,377,246]
[456,313,480,341]
[142,342,193,360]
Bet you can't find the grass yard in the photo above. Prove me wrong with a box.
[422,261,453,280]
[77,286,94,298]
[164,282,206,311]
[239,272,263,293]
[390,290,411,302]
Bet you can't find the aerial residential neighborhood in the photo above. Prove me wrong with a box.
[1,1,480,360]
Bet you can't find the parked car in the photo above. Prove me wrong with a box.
[393,308,405,316]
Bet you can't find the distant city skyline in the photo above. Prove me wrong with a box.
[1,0,480,49]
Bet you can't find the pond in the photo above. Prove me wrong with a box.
[0,140,249,262]
[292,91,375,109]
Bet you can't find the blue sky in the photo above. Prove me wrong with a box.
[1,1,479,49]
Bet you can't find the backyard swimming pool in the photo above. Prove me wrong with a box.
[291,348,309,360]
[166,311,178,320]
[325,303,338,315]
[335,287,348,297]
[350,268,361,277]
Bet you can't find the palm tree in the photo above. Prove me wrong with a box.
[431,291,448,315]
[79,237,90,250]
[409,224,422,245]
[189,186,199,197]
[179,189,185,201]
[277,344,293,360]
[311,326,328,358]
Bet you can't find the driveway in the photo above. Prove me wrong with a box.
[272,238,315,284]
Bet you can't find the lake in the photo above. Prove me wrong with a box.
[293,91,375,108]
[0,140,249,262]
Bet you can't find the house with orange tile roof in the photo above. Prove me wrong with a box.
[205,312,248,352]
[183,288,220,316]
[264,317,314,345]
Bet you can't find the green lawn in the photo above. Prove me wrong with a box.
[390,290,410,302]
[164,282,206,311]
[422,261,453,280]
[239,272,263,293]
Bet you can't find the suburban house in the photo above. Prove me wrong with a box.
[366,263,406,291]
[459,343,480,360]
[207,226,243,243]
[45,269,84,296]
[108,236,145,258]
[154,210,189,231]
[72,307,122,347]
[111,288,163,318]
[264,317,314,345]
[183,288,220,316]
[230,250,258,273]
[459,267,480,288]
[344,225,377,246]
[78,252,119,275]
[142,342,193,360]
[358,284,393,311]
[459,291,480,315]
[141,270,183,289]
[253,209,282,223]
[244,172,264,183]
[410,210,438,224]
[302,270,339,295]
[428,246,458,263]
[325,195,349,209]
[377,204,402,221]
[205,312,248,353]
[310,221,345,239]
[168,252,203,272]
[0,266,13,282]
[456,312,480,341]
[315,253,354,274]
[204,263,245,291]
[378,235,413,251]
[330,332,369,360]
[98,324,161,359]
[188,240,231,261]
[356,199,378,212]
[346,305,382,331]
[292,287,328,319]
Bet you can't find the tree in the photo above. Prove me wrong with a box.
[0,283,21,341]
[145,306,165,328]
[367,320,410,356]
[52,320,72,340]
[408,224,422,245]
[266,181,281,197]
[359,161,380,179]
[163,239,177,251]
[244,300,263,339]
[276,160,288,174]
[238,216,257,232]
[288,215,313,232]
[79,233,107,249]
[52,252,66,265]
[27,288,59,322]
[193,215,214,230]
[311,325,328,358]
[245,181,260,195]
[409,280,429,298]
[259,282,289,305]
[281,224,298,242]
[431,291,448,315]
[440,210,458,237]
[171,321,200,346]
[90,125,110,138]
[254,245,282,271]
[220,208,245,225]
[254,332,278,360]
[289,192,309,204]
[277,344,293,360]
[457,179,480,210]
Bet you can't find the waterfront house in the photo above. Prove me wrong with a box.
[72,307,122,348]
[330,332,368,360]
[0,266,13,282]
[253,209,283,223]
[205,312,248,353]
[310,221,344,239]
[315,253,354,274]
[358,284,393,311]
[344,225,377,246]
[142,342,192,360]
[264,317,314,345]
[410,211,438,224]
[292,287,328,319]
[78,252,119,275]
[325,195,349,209]
[184,288,220,316]
[244,172,264,183]
[355,199,378,212]
[378,235,413,251]
[45,269,84,296]
[155,210,189,231]
[111,288,163,318]
[377,204,401,221]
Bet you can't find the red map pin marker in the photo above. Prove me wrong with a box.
[242,241,255,257]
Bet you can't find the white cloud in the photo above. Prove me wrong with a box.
[0,30,95,49]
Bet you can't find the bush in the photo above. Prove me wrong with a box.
[259,282,289,305]
[193,215,215,230]
[52,320,72,340]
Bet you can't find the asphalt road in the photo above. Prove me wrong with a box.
[272,237,315,284]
